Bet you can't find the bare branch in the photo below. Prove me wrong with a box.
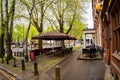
[44,16,59,31]
[43,0,54,14]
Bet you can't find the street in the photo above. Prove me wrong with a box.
[47,48,106,80]
[0,67,21,80]
[0,73,9,80]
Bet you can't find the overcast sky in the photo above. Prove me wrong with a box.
[80,0,93,29]
[86,1,94,29]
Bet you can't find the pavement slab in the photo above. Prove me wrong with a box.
[47,48,106,80]
[0,47,106,80]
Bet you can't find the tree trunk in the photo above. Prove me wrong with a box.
[6,33,13,60]
[25,23,31,62]
[61,40,65,50]
[0,0,5,58]
[6,0,16,60]
[59,18,65,49]
[38,39,42,51]
[24,0,36,62]
[38,19,43,50]
[10,0,16,43]
[38,20,43,50]
[38,0,44,50]
[5,0,13,60]
[0,33,5,58]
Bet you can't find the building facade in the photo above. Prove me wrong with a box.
[93,0,120,79]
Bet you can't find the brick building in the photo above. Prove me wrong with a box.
[93,0,120,79]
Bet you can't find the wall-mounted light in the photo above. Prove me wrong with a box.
[96,2,103,11]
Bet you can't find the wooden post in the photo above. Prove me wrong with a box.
[74,40,75,46]
[13,58,16,67]
[21,60,25,71]
[2,56,4,64]
[6,56,9,64]
[55,66,60,80]
[34,61,38,76]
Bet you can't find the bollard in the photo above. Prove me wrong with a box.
[22,51,24,57]
[14,52,16,56]
[1,57,4,63]
[21,60,25,71]
[13,58,17,67]
[34,61,38,76]
[16,52,19,56]
[25,55,29,62]
[55,66,60,80]
[6,57,9,64]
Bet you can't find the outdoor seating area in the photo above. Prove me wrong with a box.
[29,47,73,61]
[0,0,114,79]
[82,47,97,58]
[29,30,75,61]
[41,47,62,55]
[77,45,103,60]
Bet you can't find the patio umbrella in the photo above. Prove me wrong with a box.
[32,31,69,40]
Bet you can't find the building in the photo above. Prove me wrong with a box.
[93,0,120,79]
[83,28,96,48]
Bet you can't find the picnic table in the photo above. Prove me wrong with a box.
[82,47,96,58]
[45,49,59,56]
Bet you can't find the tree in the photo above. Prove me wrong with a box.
[12,24,26,41]
[12,24,38,41]
[47,0,87,48]
[69,21,87,39]
[48,0,66,33]
[65,0,80,34]
[20,0,36,61]
[0,0,5,58]
[4,0,16,59]
[29,25,39,38]
[20,0,55,51]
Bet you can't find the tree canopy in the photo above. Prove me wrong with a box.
[0,0,91,58]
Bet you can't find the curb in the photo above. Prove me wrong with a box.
[77,50,103,60]
[46,53,73,72]
[0,66,22,80]
[77,57,103,60]
[104,64,114,80]
[46,50,77,72]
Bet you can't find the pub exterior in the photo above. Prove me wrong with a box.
[93,0,120,79]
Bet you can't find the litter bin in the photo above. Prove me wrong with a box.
[30,51,35,61]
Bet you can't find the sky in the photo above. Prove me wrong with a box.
[86,0,94,29]
[79,0,94,29]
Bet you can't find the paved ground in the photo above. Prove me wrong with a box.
[0,47,106,80]
[0,73,8,80]
[0,50,71,80]
[47,48,106,80]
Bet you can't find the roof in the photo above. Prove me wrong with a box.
[83,28,96,34]
[32,31,76,40]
